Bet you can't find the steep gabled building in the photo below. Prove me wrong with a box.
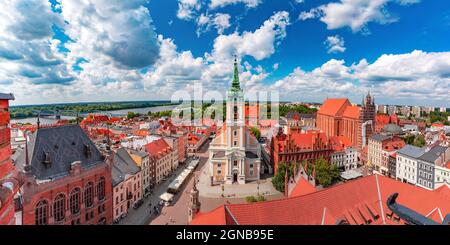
[14,125,113,225]
[316,93,376,150]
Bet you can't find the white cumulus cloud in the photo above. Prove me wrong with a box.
[324,35,346,53]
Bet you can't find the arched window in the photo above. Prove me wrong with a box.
[97,177,105,201]
[84,182,94,208]
[70,188,81,215]
[53,194,66,222]
[35,200,48,225]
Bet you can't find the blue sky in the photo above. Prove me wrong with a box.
[1,0,450,107]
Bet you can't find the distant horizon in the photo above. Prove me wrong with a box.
[9,98,448,110]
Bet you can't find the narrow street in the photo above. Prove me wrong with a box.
[116,140,210,225]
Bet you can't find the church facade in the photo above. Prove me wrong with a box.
[208,59,261,184]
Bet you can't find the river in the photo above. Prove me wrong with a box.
[10,104,178,124]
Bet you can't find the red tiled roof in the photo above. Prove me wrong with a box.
[289,177,317,197]
[317,98,350,117]
[431,123,444,128]
[383,139,406,152]
[191,174,450,225]
[144,138,171,159]
[190,206,227,225]
[329,135,352,151]
[376,115,391,124]
[342,105,360,119]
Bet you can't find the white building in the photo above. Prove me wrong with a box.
[208,59,261,184]
[396,145,425,184]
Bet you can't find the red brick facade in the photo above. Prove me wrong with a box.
[0,93,17,225]
[21,158,113,225]
[271,130,333,174]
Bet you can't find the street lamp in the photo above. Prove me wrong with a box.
[221,184,224,198]
[257,180,260,196]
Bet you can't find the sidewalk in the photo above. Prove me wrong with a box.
[116,164,189,225]
[196,159,282,198]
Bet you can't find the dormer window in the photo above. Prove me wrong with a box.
[84,144,91,158]
[43,151,51,168]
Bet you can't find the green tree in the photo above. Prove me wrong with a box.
[314,158,340,187]
[413,135,426,147]
[127,111,139,119]
[245,196,257,203]
[256,195,266,202]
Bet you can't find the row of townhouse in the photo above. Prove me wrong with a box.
[396,144,450,190]
[367,134,405,177]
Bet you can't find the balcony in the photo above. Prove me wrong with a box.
[0,111,9,125]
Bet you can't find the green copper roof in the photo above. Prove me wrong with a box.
[231,57,240,92]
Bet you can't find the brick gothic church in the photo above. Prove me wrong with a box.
[316,92,376,150]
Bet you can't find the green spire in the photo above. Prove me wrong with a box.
[231,56,240,91]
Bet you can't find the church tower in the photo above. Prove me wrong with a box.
[208,57,261,185]
[358,91,376,149]
[225,57,246,184]
[188,177,200,223]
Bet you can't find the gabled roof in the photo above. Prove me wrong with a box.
[418,145,448,163]
[342,105,360,119]
[15,125,105,180]
[397,145,425,158]
[317,98,351,117]
[112,148,140,186]
[0,93,14,100]
[144,138,171,159]
[289,176,317,198]
[191,174,450,225]
[371,134,391,142]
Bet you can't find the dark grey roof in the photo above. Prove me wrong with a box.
[128,149,149,158]
[371,134,391,142]
[397,145,426,159]
[0,93,14,100]
[383,124,402,134]
[112,148,140,187]
[15,125,105,180]
[418,145,448,163]
[299,113,316,119]
[245,151,258,158]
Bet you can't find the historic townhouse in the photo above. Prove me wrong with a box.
[396,145,425,185]
[129,149,153,193]
[271,130,333,174]
[15,125,113,225]
[368,134,405,175]
[417,145,450,190]
[112,148,142,220]
[144,138,174,184]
